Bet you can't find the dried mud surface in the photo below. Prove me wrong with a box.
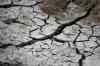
[0,0,100,66]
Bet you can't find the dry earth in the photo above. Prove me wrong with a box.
[0,0,100,66]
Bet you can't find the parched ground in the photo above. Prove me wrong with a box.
[0,0,100,66]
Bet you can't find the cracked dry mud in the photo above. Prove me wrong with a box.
[0,0,100,66]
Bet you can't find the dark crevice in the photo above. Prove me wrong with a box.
[73,30,81,44]
[53,38,66,43]
[2,18,32,26]
[0,2,41,8]
[0,62,11,66]
[75,48,86,66]
[0,61,23,66]
[0,4,27,8]
[0,43,13,49]
[0,4,14,8]
[15,40,37,47]
[78,54,86,66]
[2,18,19,25]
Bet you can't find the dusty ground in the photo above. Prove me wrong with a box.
[0,0,100,66]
